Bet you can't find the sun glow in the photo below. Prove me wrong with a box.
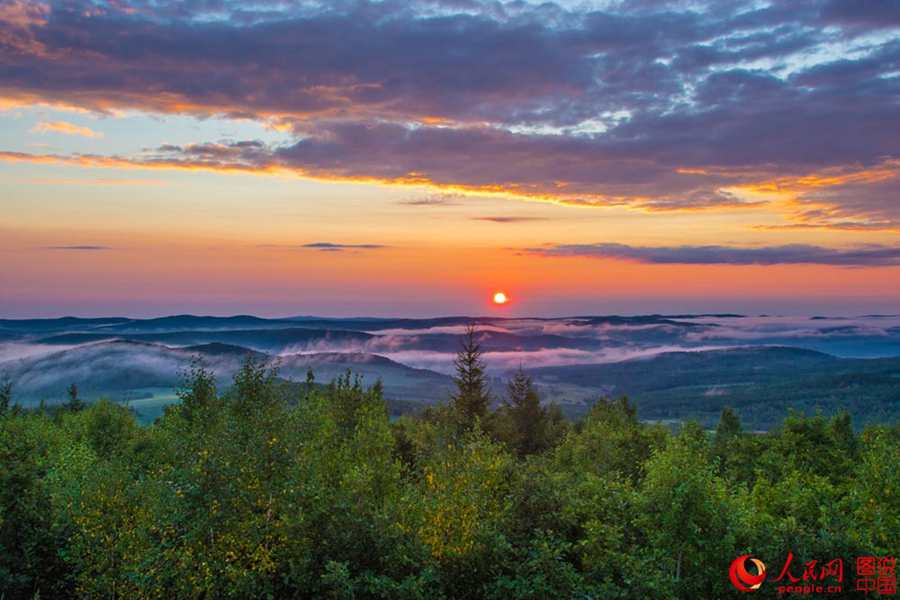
[493,291,508,305]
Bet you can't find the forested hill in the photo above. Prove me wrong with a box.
[530,347,900,429]
[0,356,896,599]
[2,315,899,430]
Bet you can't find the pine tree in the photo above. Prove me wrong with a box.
[715,406,741,441]
[713,406,742,472]
[506,366,531,409]
[66,382,84,412]
[305,367,316,398]
[0,375,11,415]
[451,324,490,429]
[504,366,546,456]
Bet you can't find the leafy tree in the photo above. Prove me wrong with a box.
[230,355,280,418]
[769,411,860,485]
[555,396,664,483]
[638,428,739,598]
[851,425,900,553]
[176,360,218,423]
[0,414,73,598]
[487,532,585,599]
[451,325,491,430]
[402,428,514,598]
[0,360,895,599]
[80,399,139,459]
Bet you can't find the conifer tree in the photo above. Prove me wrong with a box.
[504,366,545,455]
[0,375,11,415]
[66,382,84,412]
[715,406,741,441]
[451,324,490,429]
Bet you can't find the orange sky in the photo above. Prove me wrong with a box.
[1,1,899,317]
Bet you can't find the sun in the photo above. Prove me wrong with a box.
[493,291,509,305]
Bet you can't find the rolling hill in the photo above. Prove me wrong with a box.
[530,347,900,428]
[0,339,453,417]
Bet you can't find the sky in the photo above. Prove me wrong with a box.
[1,0,899,318]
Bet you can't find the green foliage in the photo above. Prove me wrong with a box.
[639,428,739,598]
[65,382,84,412]
[0,356,896,599]
[492,367,567,456]
[229,355,281,417]
[176,360,218,423]
[450,325,491,430]
[0,375,11,415]
[850,425,900,554]
[715,406,742,441]
[538,347,900,430]
[79,399,139,459]
[555,396,665,483]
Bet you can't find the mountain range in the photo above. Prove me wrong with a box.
[1,314,898,428]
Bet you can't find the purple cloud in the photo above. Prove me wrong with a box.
[398,194,463,207]
[301,242,385,252]
[0,0,898,225]
[525,243,900,266]
[472,216,549,223]
[44,245,111,251]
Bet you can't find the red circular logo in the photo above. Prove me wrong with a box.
[729,555,766,592]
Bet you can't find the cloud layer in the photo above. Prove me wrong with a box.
[30,120,102,138]
[525,243,900,266]
[45,245,110,251]
[1,0,899,226]
[301,242,385,251]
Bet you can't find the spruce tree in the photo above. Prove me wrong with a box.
[451,324,490,429]
[715,406,741,441]
[0,375,11,415]
[66,382,84,412]
[505,366,546,455]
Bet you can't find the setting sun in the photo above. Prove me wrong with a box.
[493,291,508,305]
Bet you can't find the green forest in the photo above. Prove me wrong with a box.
[1,330,897,599]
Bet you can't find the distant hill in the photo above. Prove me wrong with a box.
[285,314,707,332]
[369,330,606,353]
[2,314,899,430]
[0,340,452,411]
[531,346,838,388]
[94,314,300,333]
[531,347,900,428]
[181,342,269,359]
[275,352,454,404]
[34,333,121,345]
[0,340,247,404]
[36,327,374,353]
[0,317,131,333]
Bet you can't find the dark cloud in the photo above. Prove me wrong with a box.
[786,173,900,230]
[472,216,549,223]
[1,0,899,223]
[398,193,464,206]
[301,242,386,252]
[156,126,717,202]
[820,0,900,27]
[525,243,900,266]
[44,245,111,251]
